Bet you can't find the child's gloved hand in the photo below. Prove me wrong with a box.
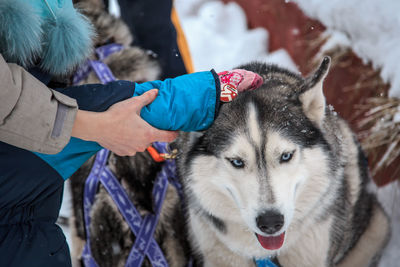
[218,69,263,102]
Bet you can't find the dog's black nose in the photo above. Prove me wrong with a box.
[256,211,284,234]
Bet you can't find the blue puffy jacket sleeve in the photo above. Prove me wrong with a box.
[135,70,220,131]
[34,71,220,179]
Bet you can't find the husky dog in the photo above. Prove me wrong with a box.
[176,57,390,267]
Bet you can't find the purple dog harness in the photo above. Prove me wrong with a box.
[76,43,276,267]
[73,43,124,84]
[82,145,175,267]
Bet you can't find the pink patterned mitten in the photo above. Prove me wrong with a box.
[218,69,263,102]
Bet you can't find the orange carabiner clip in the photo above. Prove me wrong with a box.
[146,146,166,162]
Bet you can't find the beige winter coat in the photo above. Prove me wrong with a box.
[0,54,78,154]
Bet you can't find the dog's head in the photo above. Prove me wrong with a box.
[182,57,334,257]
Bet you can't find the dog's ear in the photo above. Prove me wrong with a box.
[299,56,331,125]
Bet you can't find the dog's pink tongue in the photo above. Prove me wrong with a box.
[256,232,285,250]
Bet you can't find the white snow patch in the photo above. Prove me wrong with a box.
[318,30,351,55]
[175,0,210,17]
[175,0,269,72]
[291,0,400,97]
[264,49,300,74]
[59,180,72,247]
[393,111,400,123]
[109,0,121,17]
[376,182,400,266]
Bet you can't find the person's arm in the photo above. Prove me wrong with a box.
[34,69,261,180]
[0,54,78,154]
[0,54,177,156]
[71,89,177,156]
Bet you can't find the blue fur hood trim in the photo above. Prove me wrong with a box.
[0,0,94,76]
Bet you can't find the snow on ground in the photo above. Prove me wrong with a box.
[376,182,400,266]
[61,1,399,266]
[175,1,269,72]
[291,0,400,97]
[59,180,72,248]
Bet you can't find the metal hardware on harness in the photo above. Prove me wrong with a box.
[147,146,178,162]
[162,149,178,159]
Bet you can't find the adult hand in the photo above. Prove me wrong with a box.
[72,89,178,156]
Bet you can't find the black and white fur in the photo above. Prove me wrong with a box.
[176,57,390,267]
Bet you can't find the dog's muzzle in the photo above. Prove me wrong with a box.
[256,210,284,235]
[255,210,286,250]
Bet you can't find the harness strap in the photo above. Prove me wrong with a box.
[89,60,116,84]
[82,149,109,267]
[73,43,124,84]
[101,166,169,267]
[95,43,124,60]
[152,142,184,200]
[82,148,170,267]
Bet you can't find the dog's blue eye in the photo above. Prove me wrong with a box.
[229,158,245,168]
[280,152,293,163]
